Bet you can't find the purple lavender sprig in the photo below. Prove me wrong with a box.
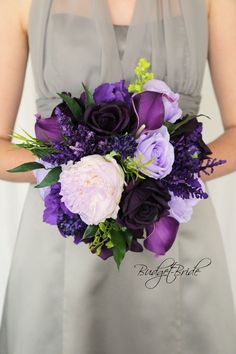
[111,134,137,159]
[163,124,209,199]
[200,157,227,176]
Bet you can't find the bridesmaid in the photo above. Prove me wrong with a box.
[0,1,236,354]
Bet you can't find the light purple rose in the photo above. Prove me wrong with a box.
[144,79,182,123]
[59,155,125,225]
[168,178,206,223]
[135,126,175,179]
[33,158,55,200]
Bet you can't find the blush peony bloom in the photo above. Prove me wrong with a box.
[135,126,175,179]
[59,155,125,225]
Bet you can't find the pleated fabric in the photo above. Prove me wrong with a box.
[1,1,236,353]
[29,0,208,117]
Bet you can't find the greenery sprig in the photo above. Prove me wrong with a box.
[82,220,133,270]
[128,57,154,93]
[9,129,59,158]
[106,150,153,182]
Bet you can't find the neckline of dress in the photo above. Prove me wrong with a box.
[113,24,129,27]
[105,0,140,72]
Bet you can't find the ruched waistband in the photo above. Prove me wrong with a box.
[35,92,201,118]
[178,93,201,115]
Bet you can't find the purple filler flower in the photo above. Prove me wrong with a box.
[43,183,62,225]
[135,126,175,179]
[168,177,206,223]
[144,79,182,123]
[93,80,131,105]
[43,182,87,244]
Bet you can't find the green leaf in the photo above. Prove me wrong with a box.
[7,161,46,173]
[196,113,211,120]
[110,230,127,271]
[163,121,176,135]
[82,82,95,106]
[125,229,133,249]
[57,93,82,118]
[164,115,196,136]
[34,166,62,189]
[82,225,98,240]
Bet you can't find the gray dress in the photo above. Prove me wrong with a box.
[1,0,236,353]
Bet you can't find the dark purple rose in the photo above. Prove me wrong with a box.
[35,113,62,144]
[93,80,131,105]
[83,101,137,136]
[118,178,171,231]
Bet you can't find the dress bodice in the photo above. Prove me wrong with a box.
[28,0,208,117]
[113,24,129,62]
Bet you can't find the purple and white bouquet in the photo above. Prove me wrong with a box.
[8,58,226,269]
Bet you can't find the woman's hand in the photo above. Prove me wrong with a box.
[0,0,37,183]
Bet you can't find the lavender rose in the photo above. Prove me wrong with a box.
[135,126,175,179]
[93,80,131,105]
[83,101,137,137]
[59,155,125,225]
[118,178,171,231]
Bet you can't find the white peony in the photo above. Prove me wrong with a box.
[59,154,125,225]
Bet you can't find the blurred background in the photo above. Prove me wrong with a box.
[0,59,236,325]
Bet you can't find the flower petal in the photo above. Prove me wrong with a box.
[35,114,62,143]
[98,247,113,260]
[132,91,165,130]
[143,216,179,257]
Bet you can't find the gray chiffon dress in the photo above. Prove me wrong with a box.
[1,0,236,353]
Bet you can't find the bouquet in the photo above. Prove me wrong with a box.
[8,58,226,269]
